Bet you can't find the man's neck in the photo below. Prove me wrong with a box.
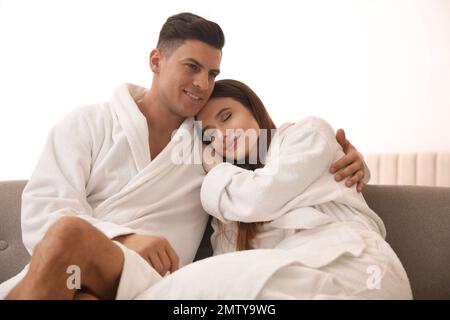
[136,87,185,136]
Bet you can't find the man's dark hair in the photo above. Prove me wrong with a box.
[157,12,225,56]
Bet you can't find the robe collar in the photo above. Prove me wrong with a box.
[111,83,196,172]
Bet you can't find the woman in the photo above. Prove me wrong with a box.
[136,79,412,300]
[200,79,413,298]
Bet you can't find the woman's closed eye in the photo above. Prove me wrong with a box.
[221,112,232,122]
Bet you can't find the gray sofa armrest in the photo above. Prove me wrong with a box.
[0,181,30,283]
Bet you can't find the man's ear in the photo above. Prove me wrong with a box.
[150,49,162,74]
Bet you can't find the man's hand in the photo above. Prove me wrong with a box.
[113,234,179,276]
[330,128,366,193]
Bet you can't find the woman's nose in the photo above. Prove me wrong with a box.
[213,128,225,139]
[210,129,225,146]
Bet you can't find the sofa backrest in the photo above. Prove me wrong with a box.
[365,152,450,187]
[1,180,450,299]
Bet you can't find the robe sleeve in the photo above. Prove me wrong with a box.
[200,117,337,223]
[21,110,135,253]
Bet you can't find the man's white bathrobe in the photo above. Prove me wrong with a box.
[0,83,209,299]
[135,117,413,299]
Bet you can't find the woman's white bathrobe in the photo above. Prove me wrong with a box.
[0,83,209,299]
[135,117,412,299]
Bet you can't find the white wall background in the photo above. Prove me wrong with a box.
[0,0,449,180]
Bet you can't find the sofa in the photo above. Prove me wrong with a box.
[1,180,449,299]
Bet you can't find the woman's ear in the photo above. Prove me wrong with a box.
[149,49,162,74]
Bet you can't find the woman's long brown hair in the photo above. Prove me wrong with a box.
[209,79,277,251]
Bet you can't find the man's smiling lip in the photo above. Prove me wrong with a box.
[183,89,202,101]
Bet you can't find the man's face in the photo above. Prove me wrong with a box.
[156,39,222,118]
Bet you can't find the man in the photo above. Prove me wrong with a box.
[1,12,369,299]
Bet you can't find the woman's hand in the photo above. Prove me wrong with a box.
[113,233,180,276]
[330,129,367,193]
[202,142,222,173]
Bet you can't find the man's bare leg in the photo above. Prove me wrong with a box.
[6,216,125,300]
[74,291,99,300]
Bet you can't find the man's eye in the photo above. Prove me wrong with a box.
[187,63,199,71]
[223,113,231,121]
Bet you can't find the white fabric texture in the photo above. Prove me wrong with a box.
[114,241,162,300]
[135,222,411,300]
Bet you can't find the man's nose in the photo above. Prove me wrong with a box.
[193,72,209,91]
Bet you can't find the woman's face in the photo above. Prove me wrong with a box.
[197,97,260,161]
